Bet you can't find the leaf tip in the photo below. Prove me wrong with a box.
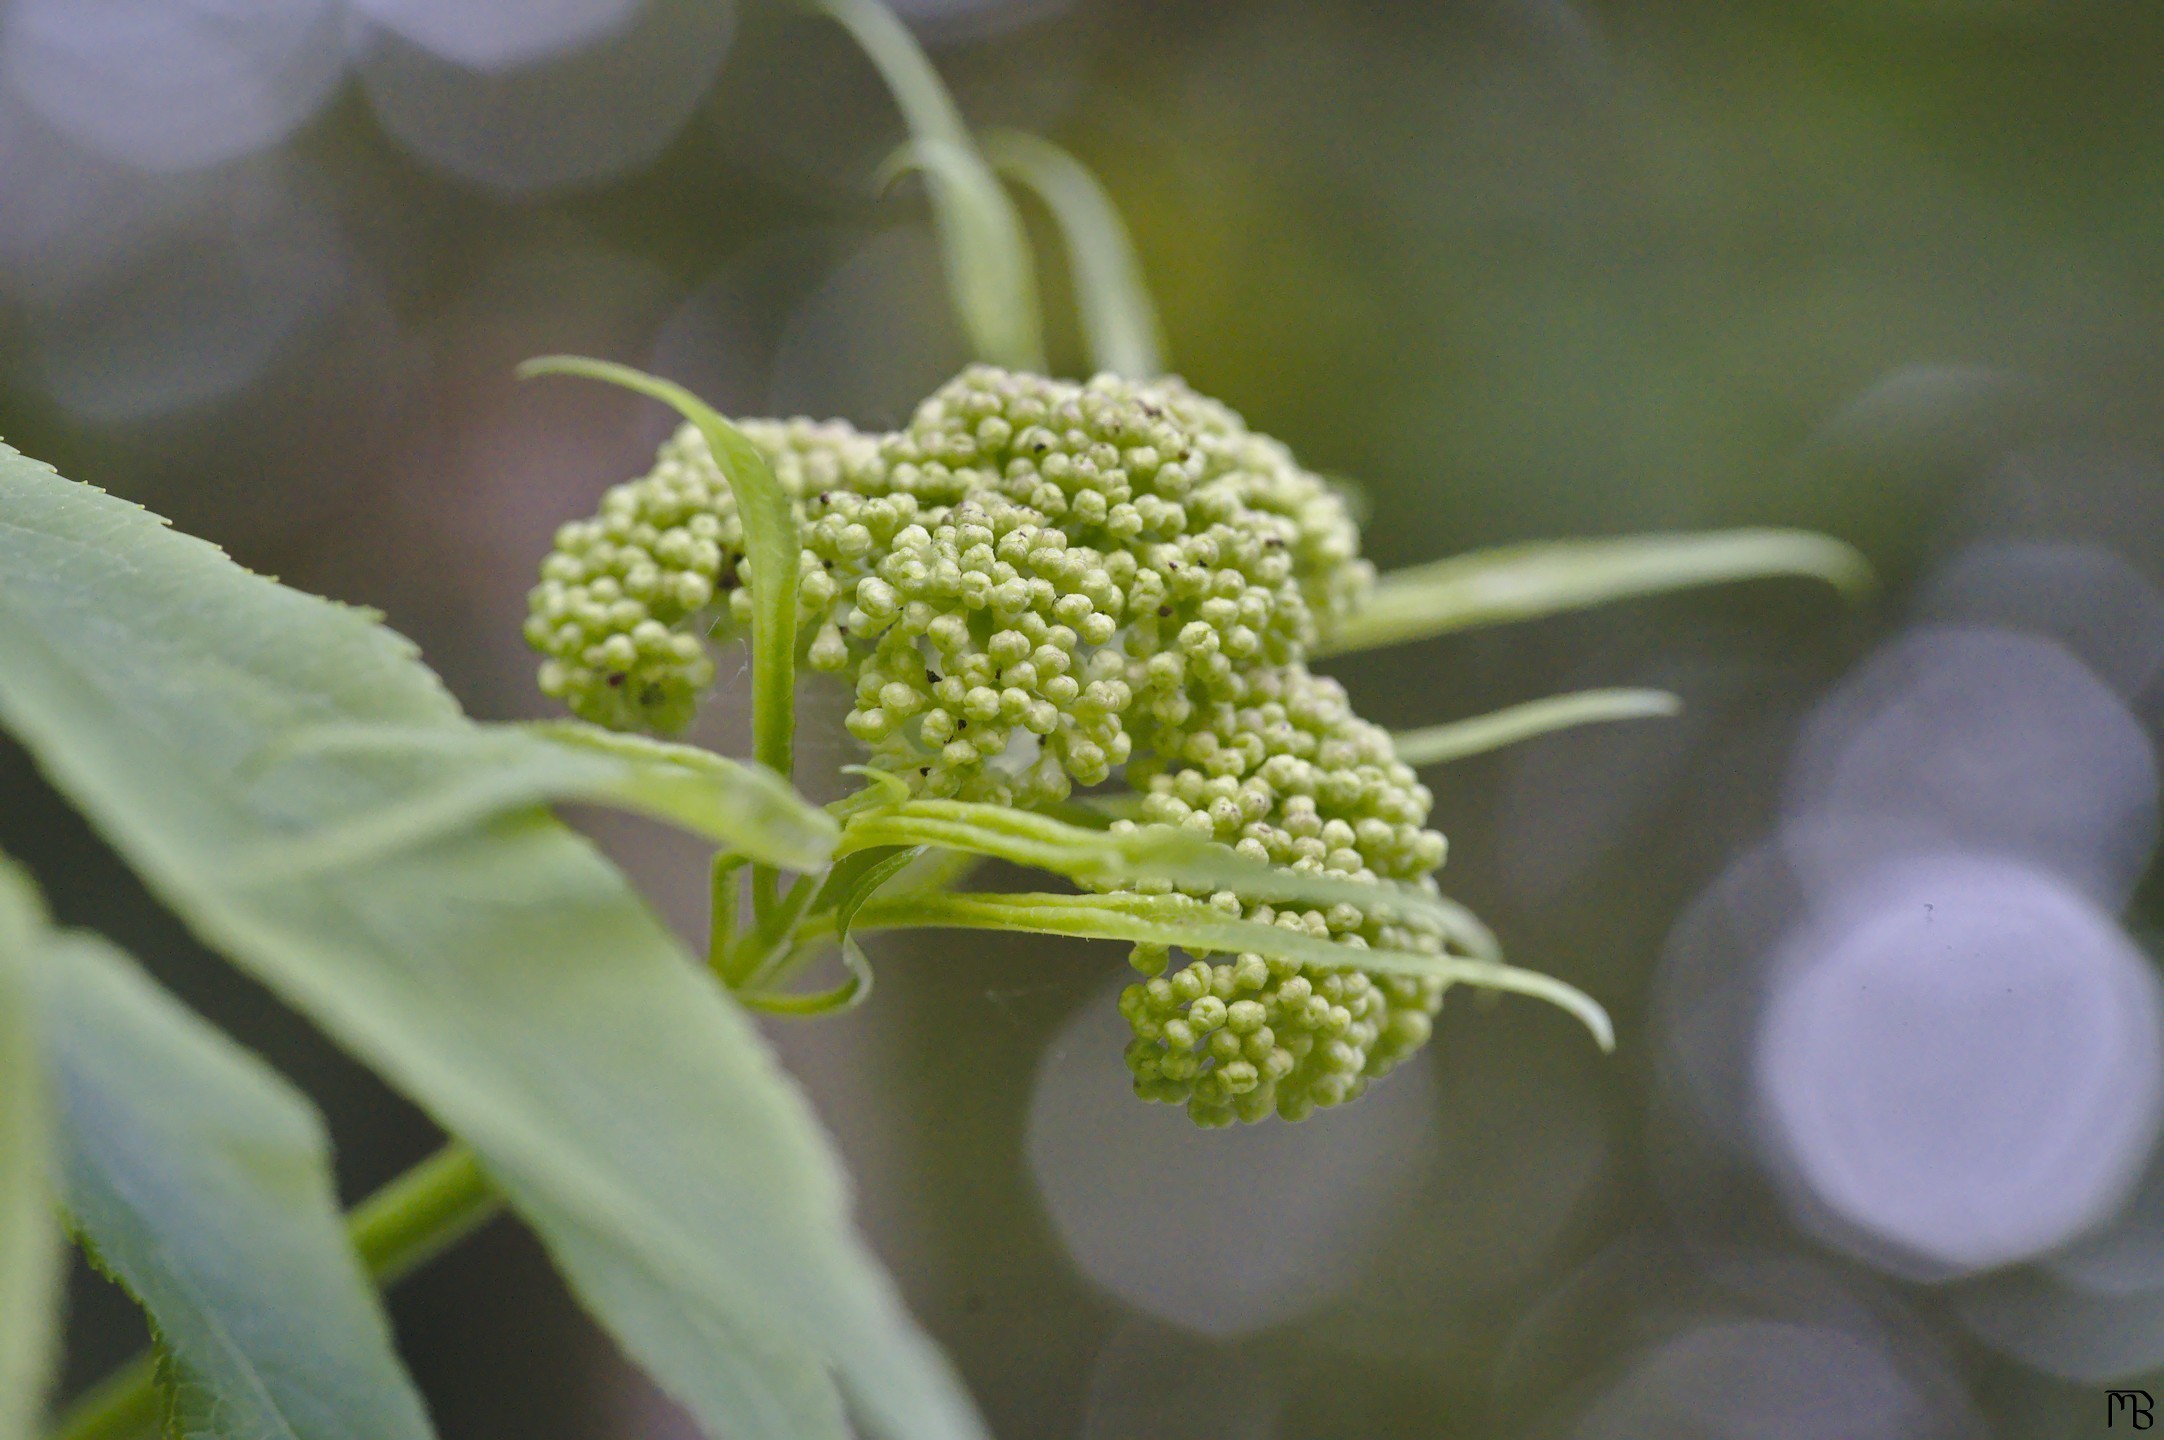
[516,354,638,389]
[1826,540,1879,603]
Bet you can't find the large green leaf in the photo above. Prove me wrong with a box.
[39,930,434,1440]
[0,450,985,1440]
[243,720,835,879]
[0,863,59,1440]
[1314,529,1871,657]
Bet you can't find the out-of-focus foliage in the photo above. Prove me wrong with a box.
[0,865,58,1440]
[7,1,2164,1437]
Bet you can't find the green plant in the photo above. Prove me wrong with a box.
[0,4,1867,1438]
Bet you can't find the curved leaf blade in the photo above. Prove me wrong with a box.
[1392,688,1681,768]
[40,932,435,1440]
[518,358,803,787]
[981,129,1163,378]
[742,846,923,1016]
[0,449,985,1440]
[0,862,59,1440]
[837,797,1485,950]
[878,138,1045,372]
[1315,529,1873,658]
[854,889,1614,1050]
[800,0,1043,369]
[243,721,836,878]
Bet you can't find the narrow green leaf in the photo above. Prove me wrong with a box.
[0,862,59,1440]
[877,138,1045,372]
[518,358,802,788]
[980,130,1164,378]
[242,721,836,877]
[852,889,1614,1050]
[799,845,904,920]
[1392,688,1682,768]
[1314,529,1873,658]
[860,844,987,904]
[0,450,985,1440]
[800,0,1043,369]
[39,931,434,1440]
[836,797,1488,952]
[743,847,922,1016]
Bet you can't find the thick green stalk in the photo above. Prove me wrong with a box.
[349,1143,500,1285]
[47,1144,501,1440]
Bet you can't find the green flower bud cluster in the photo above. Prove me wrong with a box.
[528,364,1452,1124]
[527,366,1372,798]
[1118,948,1439,1126]
[524,417,882,732]
[823,365,1375,804]
[1114,663,1449,1124]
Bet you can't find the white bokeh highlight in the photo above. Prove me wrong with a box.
[16,160,356,423]
[349,0,643,72]
[0,95,180,301]
[1950,1140,2164,1382]
[1573,1319,1950,1440]
[355,0,734,195]
[1081,1321,1279,1440]
[1913,540,2164,701]
[0,0,345,172]
[1755,855,2164,1277]
[1027,980,1440,1338]
[1782,625,2159,904]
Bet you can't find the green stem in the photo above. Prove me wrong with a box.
[47,1142,503,1440]
[349,1142,501,1285]
[40,1361,157,1440]
[708,852,747,979]
[736,870,825,985]
[749,862,781,947]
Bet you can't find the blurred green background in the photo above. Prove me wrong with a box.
[7,1,2164,1436]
